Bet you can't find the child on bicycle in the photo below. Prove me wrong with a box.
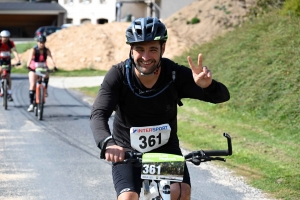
[26,35,57,112]
[0,30,21,101]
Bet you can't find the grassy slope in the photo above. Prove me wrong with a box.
[173,11,300,199]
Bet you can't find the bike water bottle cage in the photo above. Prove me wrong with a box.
[125,59,175,99]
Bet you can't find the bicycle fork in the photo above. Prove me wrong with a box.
[1,70,8,94]
[141,180,171,200]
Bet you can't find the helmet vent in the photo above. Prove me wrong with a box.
[126,17,168,44]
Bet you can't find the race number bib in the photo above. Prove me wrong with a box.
[1,65,9,69]
[130,124,171,153]
[0,51,11,57]
[36,67,47,73]
[35,62,47,68]
[141,153,184,182]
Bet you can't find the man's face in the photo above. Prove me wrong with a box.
[131,40,165,75]
[1,37,9,43]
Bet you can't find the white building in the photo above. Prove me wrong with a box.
[58,0,116,25]
[58,0,198,25]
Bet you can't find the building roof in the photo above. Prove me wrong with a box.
[0,2,66,13]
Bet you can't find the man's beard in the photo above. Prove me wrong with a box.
[135,60,157,75]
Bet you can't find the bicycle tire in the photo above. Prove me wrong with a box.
[3,79,7,110]
[38,86,44,120]
[1,80,3,106]
[34,104,38,116]
[33,92,38,116]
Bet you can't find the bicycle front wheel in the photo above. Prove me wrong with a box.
[2,79,7,110]
[38,86,44,120]
[34,104,38,116]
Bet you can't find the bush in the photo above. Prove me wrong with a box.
[257,0,284,9]
[281,0,300,16]
[190,17,200,24]
[248,0,285,17]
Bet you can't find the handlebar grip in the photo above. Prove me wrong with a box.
[184,133,233,160]
[203,150,230,157]
[204,133,232,156]
[124,152,143,159]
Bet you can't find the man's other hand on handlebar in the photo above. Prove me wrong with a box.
[105,145,125,162]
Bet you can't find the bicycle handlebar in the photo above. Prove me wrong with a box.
[100,133,232,166]
[186,133,232,157]
[0,63,20,68]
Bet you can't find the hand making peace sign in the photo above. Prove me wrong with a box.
[187,53,212,88]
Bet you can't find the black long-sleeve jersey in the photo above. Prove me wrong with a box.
[90,58,230,152]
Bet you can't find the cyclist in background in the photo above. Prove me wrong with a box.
[0,30,21,101]
[26,35,57,112]
[90,17,230,200]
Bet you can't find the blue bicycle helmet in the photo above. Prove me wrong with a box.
[126,17,168,44]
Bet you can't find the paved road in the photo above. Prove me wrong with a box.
[0,74,272,200]
[11,38,35,44]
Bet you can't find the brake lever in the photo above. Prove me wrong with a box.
[189,158,201,166]
[187,156,226,164]
[211,157,226,162]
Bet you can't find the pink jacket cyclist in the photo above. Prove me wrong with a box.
[26,35,57,112]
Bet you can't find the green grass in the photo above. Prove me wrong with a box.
[50,69,107,77]
[9,42,36,71]
[13,66,107,76]
[79,11,300,199]
[172,11,300,199]
[75,86,100,98]
[16,42,36,53]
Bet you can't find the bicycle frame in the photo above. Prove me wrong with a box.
[34,69,47,120]
[101,133,232,200]
[1,64,12,110]
[1,66,8,110]
[35,75,47,104]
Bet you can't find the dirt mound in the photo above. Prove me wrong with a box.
[18,0,256,71]
[163,0,256,58]
[19,22,130,70]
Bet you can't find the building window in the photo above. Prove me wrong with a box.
[66,18,73,23]
[81,18,91,24]
[80,0,90,3]
[97,18,108,24]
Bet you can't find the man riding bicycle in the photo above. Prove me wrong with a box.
[26,35,57,112]
[0,30,21,101]
[90,17,230,200]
